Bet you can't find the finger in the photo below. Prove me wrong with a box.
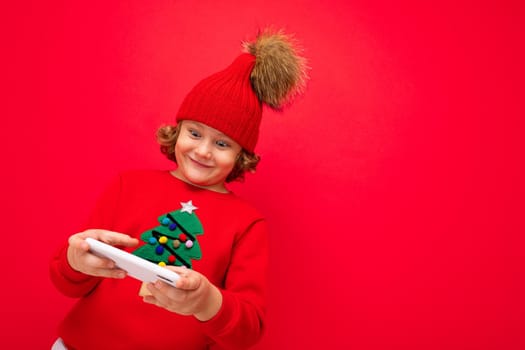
[144,282,196,315]
[86,253,116,270]
[87,229,139,247]
[68,234,90,251]
[163,266,198,290]
[166,265,190,275]
[145,282,173,306]
[108,268,127,279]
[173,270,201,291]
[143,295,157,305]
[100,232,139,247]
[142,294,168,309]
[83,253,129,279]
[91,267,127,279]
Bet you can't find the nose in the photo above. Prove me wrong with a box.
[195,142,212,159]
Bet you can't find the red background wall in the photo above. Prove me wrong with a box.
[2,1,524,349]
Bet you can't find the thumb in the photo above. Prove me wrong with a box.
[167,266,201,291]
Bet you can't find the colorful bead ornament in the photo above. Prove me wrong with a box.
[131,201,203,269]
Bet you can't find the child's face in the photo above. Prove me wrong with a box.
[173,121,242,192]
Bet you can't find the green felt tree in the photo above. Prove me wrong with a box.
[132,201,203,269]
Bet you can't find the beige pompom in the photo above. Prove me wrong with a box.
[243,29,309,109]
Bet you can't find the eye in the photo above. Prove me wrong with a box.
[188,129,201,138]
[216,140,230,148]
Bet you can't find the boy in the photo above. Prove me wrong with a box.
[51,29,307,349]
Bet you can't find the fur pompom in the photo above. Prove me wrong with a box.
[243,29,309,109]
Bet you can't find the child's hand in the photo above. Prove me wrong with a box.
[143,266,223,321]
[67,229,139,279]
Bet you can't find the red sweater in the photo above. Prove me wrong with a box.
[50,170,268,350]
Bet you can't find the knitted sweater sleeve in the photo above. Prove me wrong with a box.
[49,174,122,297]
[202,219,269,349]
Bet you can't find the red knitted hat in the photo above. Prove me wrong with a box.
[176,29,308,153]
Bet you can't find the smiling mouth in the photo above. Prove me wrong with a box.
[189,157,213,168]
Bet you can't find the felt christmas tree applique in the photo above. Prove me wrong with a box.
[132,200,204,269]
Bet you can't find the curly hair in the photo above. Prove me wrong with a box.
[157,124,260,183]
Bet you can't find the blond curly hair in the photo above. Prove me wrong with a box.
[156,124,260,183]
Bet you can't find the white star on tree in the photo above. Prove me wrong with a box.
[180,200,198,214]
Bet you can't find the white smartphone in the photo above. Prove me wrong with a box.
[85,237,180,287]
